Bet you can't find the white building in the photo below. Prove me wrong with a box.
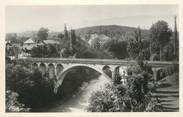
[88,34,111,48]
[23,38,60,50]
[23,38,36,50]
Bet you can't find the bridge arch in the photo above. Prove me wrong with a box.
[56,64,64,76]
[39,63,47,75]
[102,65,112,78]
[54,64,111,93]
[32,63,38,69]
[48,63,55,79]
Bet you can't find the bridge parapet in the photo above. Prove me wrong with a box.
[18,57,178,67]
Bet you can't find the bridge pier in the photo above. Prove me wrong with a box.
[152,67,163,81]
[152,68,158,81]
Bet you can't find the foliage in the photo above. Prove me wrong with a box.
[6,45,21,57]
[57,33,64,39]
[87,82,161,112]
[87,61,162,112]
[102,39,129,59]
[37,27,49,42]
[127,27,151,60]
[127,27,143,60]
[6,90,30,112]
[162,43,174,61]
[6,33,18,43]
[127,37,141,59]
[30,44,60,57]
[6,63,56,109]
[87,83,129,112]
[150,20,172,60]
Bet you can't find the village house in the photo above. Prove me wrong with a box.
[20,38,60,58]
[88,33,111,48]
[22,38,37,50]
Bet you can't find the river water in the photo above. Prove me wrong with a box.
[34,75,110,112]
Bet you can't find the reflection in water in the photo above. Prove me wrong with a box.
[35,75,110,112]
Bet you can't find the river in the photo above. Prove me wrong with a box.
[33,75,110,112]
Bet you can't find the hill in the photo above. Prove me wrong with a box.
[75,25,150,40]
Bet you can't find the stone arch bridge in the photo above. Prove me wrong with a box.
[16,58,178,93]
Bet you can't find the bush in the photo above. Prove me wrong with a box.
[87,61,161,112]
[87,83,129,112]
[30,44,60,57]
[6,90,30,112]
[6,63,56,110]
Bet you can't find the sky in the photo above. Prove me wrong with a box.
[5,5,178,33]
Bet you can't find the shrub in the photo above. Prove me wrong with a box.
[30,44,60,58]
[87,61,161,112]
[87,83,129,112]
[6,90,30,112]
[6,62,56,110]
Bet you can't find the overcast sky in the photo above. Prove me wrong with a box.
[6,5,178,33]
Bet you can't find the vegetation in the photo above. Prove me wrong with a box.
[87,61,162,112]
[37,27,49,42]
[102,39,128,59]
[6,20,178,61]
[6,62,56,109]
[150,21,172,61]
[30,44,60,57]
[5,19,179,112]
[6,60,101,111]
[6,90,30,112]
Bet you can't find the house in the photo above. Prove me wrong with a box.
[23,38,37,50]
[88,34,111,48]
[23,38,60,50]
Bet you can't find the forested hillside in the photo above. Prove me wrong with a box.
[75,25,150,40]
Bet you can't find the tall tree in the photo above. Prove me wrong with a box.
[57,33,64,39]
[64,24,69,40]
[173,16,178,59]
[37,27,49,42]
[70,29,76,51]
[6,33,17,43]
[127,27,143,60]
[150,20,172,61]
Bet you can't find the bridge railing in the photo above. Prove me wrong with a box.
[16,57,179,68]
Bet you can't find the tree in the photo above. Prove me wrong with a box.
[127,27,142,60]
[173,16,178,60]
[104,39,128,59]
[162,43,174,61]
[150,21,172,61]
[6,33,18,43]
[57,33,64,39]
[30,44,59,57]
[37,27,49,42]
[70,29,77,51]
[6,63,56,109]
[64,24,69,40]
